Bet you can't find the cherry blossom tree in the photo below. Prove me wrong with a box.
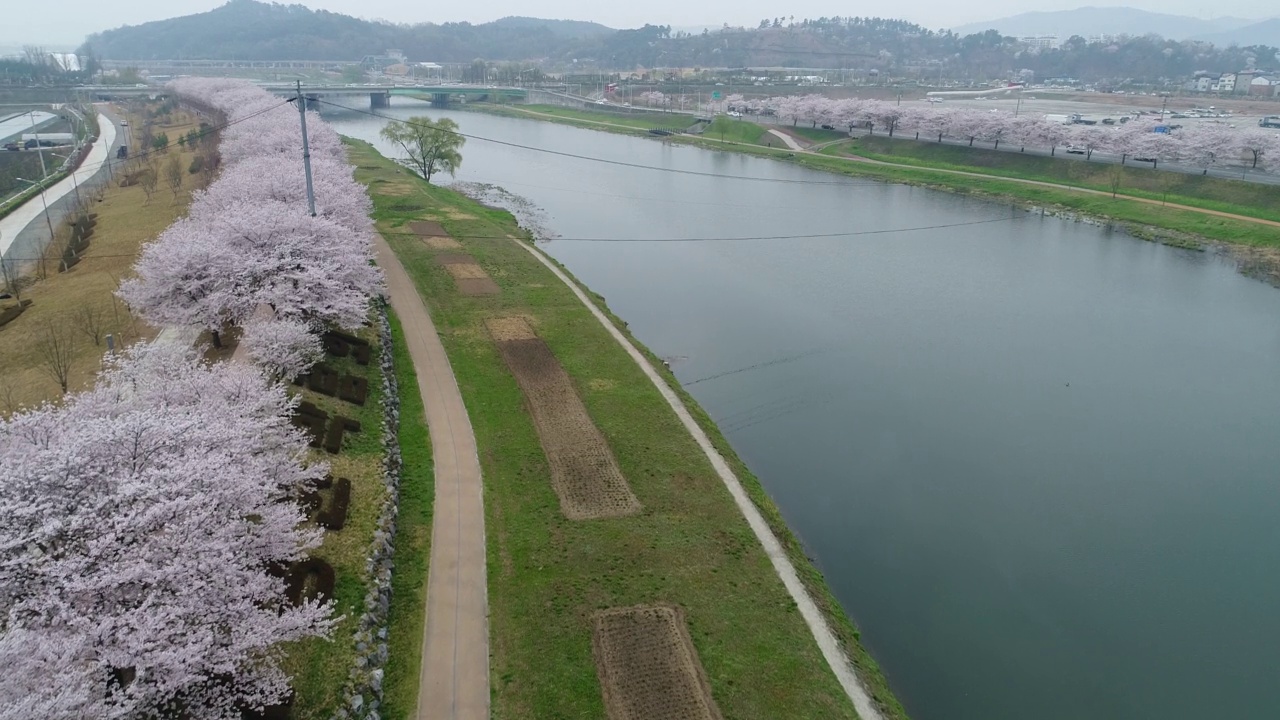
[1232,127,1280,171]
[242,316,325,381]
[0,344,331,719]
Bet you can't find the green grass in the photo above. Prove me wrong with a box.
[786,125,850,143]
[851,135,1280,224]
[381,308,436,720]
[702,116,769,145]
[474,103,695,134]
[346,137,907,720]
[283,324,387,719]
[460,105,1280,251]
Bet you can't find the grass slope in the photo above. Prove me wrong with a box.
[347,137,907,720]
[282,324,387,719]
[851,134,1280,224]
[381,309,436,719]
[0,104,205,410]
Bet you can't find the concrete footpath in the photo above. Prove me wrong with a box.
[371,234,490,720]
[0,108,119,259]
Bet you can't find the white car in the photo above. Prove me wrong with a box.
[1065,145,1087,154]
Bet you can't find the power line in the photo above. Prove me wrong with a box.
[314,98,893,187]
[0,215,1026,262]
[375,214,1024,243]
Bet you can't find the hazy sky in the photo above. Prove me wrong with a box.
[4,0,1274,48]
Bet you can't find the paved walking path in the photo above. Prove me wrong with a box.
[512,238,886,720]
[0,110,118,258]
[767,128,805,151]
[371,234,489,720]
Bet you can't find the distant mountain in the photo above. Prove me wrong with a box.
[84,0,613,61]
[952,7,1257,40]
[1194,18,1280,47]
[486,16,614,39]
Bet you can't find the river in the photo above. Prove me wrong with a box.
[324,99,1280,720]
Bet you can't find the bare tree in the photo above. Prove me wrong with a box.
[0,254,21,300]
[37,320,77,394]
[139,161,159,202]
[199,152,219,186]
[0,375,18,417]
[165,153,184,201]
[1108,165,1124,199]
[75,303,104,346]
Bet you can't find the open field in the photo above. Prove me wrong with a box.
[0,103,206,411]
[348,137,906,720]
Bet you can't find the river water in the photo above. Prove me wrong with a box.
[325,99,1280,720]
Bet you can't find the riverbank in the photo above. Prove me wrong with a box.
[346,137,908,720]
[461,103,1280,282]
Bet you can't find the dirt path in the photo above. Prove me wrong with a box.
[511,239,886,720]
[371,234,489,720]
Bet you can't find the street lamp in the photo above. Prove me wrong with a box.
[26,111,48,179]
[15,178,58,259]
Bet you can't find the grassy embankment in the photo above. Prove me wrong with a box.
[464,104,1280,253]
[847,134,1280,224]
[380,311,435,720]
[0,104,204,411]
[347,137,908,720]
[282,324,387,719]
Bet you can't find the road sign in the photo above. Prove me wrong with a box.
[712,91,721,101]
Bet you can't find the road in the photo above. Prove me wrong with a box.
[0,106,121,262]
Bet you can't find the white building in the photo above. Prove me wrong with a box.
[1019,36,1060,51]
[1215,74,1237,93]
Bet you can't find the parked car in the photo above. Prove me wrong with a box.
[1065,145,1087,154]
[3,142,19,151]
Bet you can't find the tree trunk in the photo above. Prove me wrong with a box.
[915,132,919,140]
[211,329,222,349]
[938,133,943,142]
[969,137,974,146]
[993,140,999,149]
[1122,154,1127,165]
[1051,147,1056,156]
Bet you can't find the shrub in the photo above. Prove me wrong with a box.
[188,156,204,175]
[283,557,335,606]
[315,477,352,531]
[338,374,368,406]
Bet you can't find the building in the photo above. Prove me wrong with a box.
[1249,76,1278,96]
[1019,36,1060,51]
[1192,75,1216,92]
[1214,73,1236,92]
[361,49,407,72]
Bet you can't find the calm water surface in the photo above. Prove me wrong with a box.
[326,100,1280,720]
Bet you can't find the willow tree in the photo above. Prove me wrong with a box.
[380,116,464,183]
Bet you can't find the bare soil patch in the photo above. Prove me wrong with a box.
[423,236,462,250]
[456,278,501,296]
[591,605,723,720]
[485,316,537,341]
[445,263,489,280]
[434,253,474,266]
[408,220,449,237]
[486,319,640,520]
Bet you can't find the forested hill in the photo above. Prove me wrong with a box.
[84,0,613,62]
[83,1,1279,84]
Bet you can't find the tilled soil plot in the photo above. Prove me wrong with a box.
[485,317,640,520]
[409,219,449,237]
[591,605,723,720]
[438,256,501,296]
[422,236,463,250]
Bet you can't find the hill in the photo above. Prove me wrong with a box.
[84,0,612,61]
[952,7,1257,40]
[1194,18,1280,47]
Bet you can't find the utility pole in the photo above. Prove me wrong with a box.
[295,80,317,217]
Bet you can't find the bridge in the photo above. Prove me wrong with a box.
[80,83,527,108]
